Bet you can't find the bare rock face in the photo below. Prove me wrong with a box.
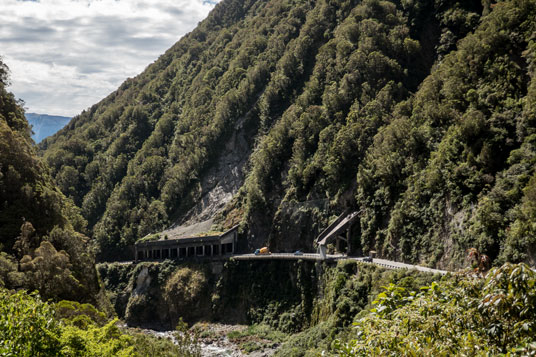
[161,219,215,240]
[174,115,253,229]
[125,263,170,330]
[134,266,151,295]
[149,116,254,245]
[185,131,248,225]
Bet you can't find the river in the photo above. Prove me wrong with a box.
[132,323,279,356]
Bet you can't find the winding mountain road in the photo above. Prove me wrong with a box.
[124,253,448,275]
[232,253,448,275]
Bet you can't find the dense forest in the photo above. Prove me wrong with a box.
[0,57,103,304]
[40,0,536,269]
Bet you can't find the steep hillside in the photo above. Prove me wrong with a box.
[353,0,536,268]
[0,59,103,304]
[42,0,536,268]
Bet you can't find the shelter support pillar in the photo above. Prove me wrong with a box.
[319,245,327,260]
[347,226,351,255]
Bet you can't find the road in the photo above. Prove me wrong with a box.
[115,253,449,275]
[230,253,448,275]
[232,252,344,261]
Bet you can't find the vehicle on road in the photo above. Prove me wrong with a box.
[294,250,303,256]
[254,247,271,255]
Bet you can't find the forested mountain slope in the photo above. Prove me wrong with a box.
[0,59,102,304]
[41,0,536,268]
[355,1,536,268]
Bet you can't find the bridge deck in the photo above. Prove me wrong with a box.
[237,253,448,275]
[232,254,447,274]
[364,258,448,275]
[123,253,448,275]
[232,253,345,261]
[120,253,448,275]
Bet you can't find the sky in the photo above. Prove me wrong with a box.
[0,0,219,117]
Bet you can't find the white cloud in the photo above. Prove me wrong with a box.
[0,0,219,116]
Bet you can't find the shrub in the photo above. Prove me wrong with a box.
[0,287,202,356]
[163,267,208,322]
[333,263,536,356]
[0,289,62,356]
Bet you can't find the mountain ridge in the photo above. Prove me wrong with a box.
[26,113,71,143]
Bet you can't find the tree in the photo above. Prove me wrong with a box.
[20,241,80,300]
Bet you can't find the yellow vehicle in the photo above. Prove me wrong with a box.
[254,247,271,255]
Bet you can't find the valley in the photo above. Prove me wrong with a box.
[1,0,536,355]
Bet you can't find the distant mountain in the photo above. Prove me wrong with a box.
[25,113,70,143]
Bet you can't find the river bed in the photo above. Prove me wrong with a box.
[128,323,279,356]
